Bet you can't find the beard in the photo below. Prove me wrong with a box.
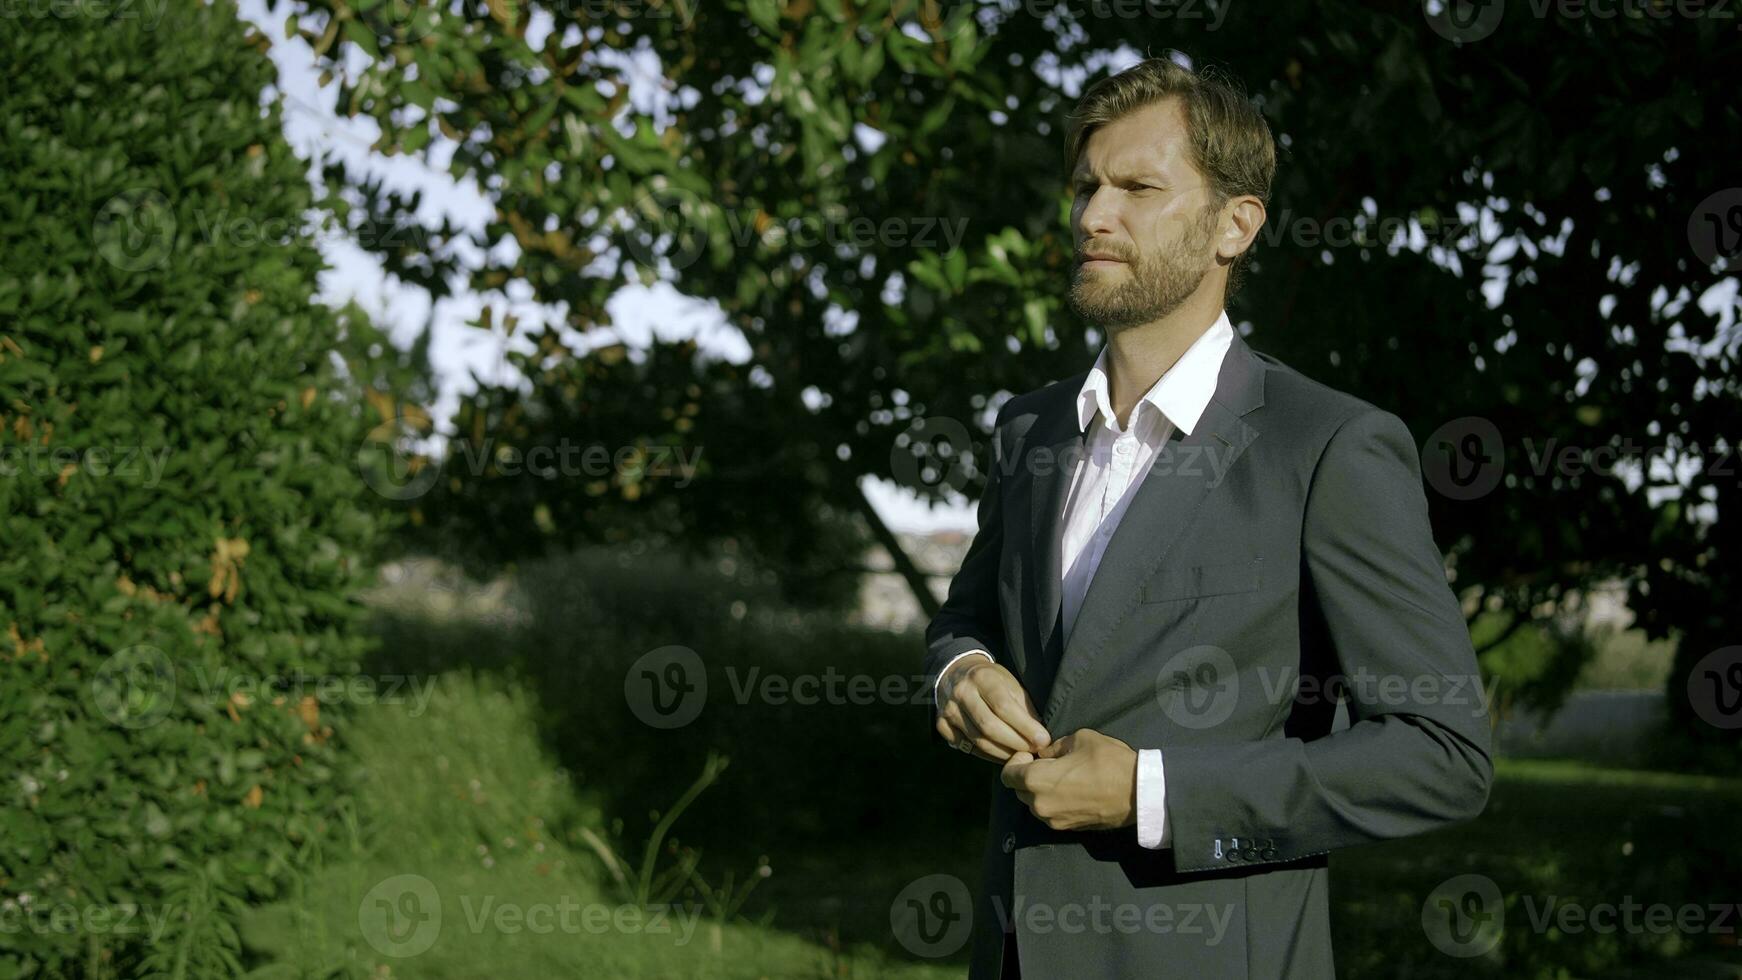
[1068,206,1218,334]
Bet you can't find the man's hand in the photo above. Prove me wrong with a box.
[936,655,1051,762]
[1000,728,1138,831]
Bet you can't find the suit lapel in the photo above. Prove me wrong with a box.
[1034,331,1268,727]
[1028,395,1085,665]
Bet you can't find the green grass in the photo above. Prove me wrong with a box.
[238,552,1741,979]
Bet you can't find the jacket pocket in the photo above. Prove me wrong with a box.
[1141,557,1263,603]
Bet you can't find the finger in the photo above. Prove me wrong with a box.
[1000,752,1034,788]
[936,715,960,744]
[955,707,1016,763]
[988,689,1052,752]
[1036,734,1074,759]
[964,690,1035,758]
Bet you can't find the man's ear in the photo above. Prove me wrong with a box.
[1217,195,1266,262]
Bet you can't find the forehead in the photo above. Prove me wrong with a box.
[1074,98,1194,180]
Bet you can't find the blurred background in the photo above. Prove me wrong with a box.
[2,0,1739,976]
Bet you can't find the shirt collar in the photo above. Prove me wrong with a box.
[1075,309,1235,437]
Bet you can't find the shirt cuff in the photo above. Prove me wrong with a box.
[1136,748,1170,848]
[933,650,994,709]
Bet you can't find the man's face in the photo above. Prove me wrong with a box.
[1068,98,1221,333]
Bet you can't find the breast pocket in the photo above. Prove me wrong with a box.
[1141,557,1264,602]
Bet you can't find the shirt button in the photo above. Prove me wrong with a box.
[1003,833,1015,854]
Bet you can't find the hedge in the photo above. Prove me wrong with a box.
[1,2,388,975]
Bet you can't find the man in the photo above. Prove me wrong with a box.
[923,58,1493,979]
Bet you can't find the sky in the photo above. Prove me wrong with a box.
[236,1,1735,532]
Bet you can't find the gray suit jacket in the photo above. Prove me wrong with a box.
[923,330,1493,978]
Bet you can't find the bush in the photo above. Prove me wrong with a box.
[0,3,388,975]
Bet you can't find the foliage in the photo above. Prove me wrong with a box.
[290,0,1740,750]
[0,2,391,974]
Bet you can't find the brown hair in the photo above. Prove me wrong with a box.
[1063,57,1276,302]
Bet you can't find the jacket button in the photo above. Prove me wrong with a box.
[1243,847,1259,862]
[1227,848,1242,862]
[1003,833,1015,854]
[1261,847,1278,860]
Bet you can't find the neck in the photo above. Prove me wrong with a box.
[1104,289,1223,425]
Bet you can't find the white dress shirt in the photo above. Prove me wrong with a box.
[936,310,1235,851]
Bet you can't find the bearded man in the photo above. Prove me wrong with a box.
[924,57,1493,979]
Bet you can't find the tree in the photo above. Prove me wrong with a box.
[293,0,1738,756]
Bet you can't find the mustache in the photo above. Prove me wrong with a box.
[1077,242,1136,262]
